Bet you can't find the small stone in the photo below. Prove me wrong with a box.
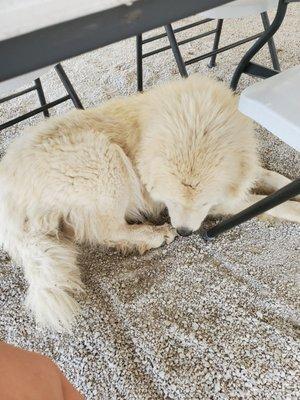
[192,322,199,331]
[159,371,165,379]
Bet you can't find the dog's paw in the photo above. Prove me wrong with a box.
[136,224,177,254]
[285,200,300,223]
[156,223,178,244]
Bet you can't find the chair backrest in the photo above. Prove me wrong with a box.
[0,67,51,98]
[239,65,300,151]
[201,0,279,19]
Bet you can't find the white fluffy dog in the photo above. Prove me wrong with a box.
[0,75,299,331]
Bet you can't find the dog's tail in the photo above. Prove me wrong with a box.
[0,195,83,332]
[22,234,83,332]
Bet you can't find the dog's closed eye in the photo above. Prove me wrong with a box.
[182,181,195,189]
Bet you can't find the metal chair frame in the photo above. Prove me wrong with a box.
[230,0,289,90]
[0,63,83,131]
[136,10,281,91]
[203,0,300,240]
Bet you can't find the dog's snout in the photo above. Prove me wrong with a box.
[176,227,193,237]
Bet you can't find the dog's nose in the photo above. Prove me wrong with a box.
[176,227,193,237]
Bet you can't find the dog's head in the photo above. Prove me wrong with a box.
[138,75,258,236]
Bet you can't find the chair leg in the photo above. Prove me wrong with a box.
[230,0,287,91]
[208,19,223,68]
[164,24,188,78]
[54,64,84,109]
[260,12,281,71]
[34,78,50,117]
[136,34,143,92]
[202,178,300,240]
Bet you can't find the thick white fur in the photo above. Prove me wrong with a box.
[0,75,298,331]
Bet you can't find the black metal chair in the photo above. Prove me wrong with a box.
[0,63,83,131]
[136,1,281,91]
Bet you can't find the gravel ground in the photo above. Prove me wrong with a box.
[0,3,300,399]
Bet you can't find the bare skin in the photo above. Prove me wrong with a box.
[0,342,84,400]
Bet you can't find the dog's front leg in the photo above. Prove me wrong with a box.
[256,167,300,201]
[211,194,300,223]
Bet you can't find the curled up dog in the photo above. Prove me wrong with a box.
[0,75,299,331]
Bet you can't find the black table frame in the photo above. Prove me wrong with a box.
[0,0,233,83]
